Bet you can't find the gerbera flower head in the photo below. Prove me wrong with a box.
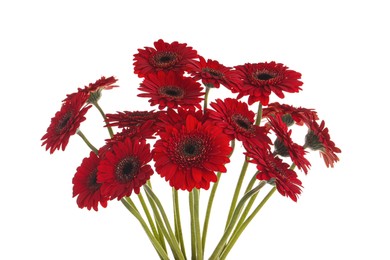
[41,93,92,154]
[97,137,153,200]
[133,39,198,77]
[304,120,341,168]
[138,71,204,110]
[208,98,271,147]
[234,62,303,105]
[72,151,108,211]
[64,76,118,104]
[246,147,302,202]
[153,114,232,191]
[187,56,241,89]
[267,114,311,174]
[99,121,157,156]
[263,102,318,127]
[105,110,161,130]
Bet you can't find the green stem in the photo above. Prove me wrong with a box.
[121,198,169,260]
[138,192,160,240]
[146,181,166,251]
[201,172,221,254]
[255,102,263,126]
[219,187,276,259]
[235,175,263,230]
[173,189,186,258]
[225,157,250,230]
[92,100,114,138]
[189,191,196,260]
[144,185,185,260]
[77,130,98,154]
[209,182,265,259]
[193,189,203,260]
[203,86,211,113]
[202,139,235,255]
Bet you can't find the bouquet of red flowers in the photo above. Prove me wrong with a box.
[42,39,341,259]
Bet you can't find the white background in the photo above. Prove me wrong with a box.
[1,0,389,259]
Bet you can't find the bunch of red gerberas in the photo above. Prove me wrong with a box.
[42,39,341,259]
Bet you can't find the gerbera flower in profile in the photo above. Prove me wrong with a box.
[246,147,302,202]
[208,98,271,148]
[72,151,108,211]
[97,138,153,200]
[153,114,232,191]
[262,102,318,126]
[304,120,341,168]
[234,62,303,105]
[133,39,198,77]
[267,114,311,174]
[64,76,118,104]
[41,93,91,154]
[187,56,240,89]
[105,110,161,129]
[138,71,204,110]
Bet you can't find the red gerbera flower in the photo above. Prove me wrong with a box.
[187,56,240,89]
[263,102,318,126]
[72,151,108,211]
[246,147,302,202]
[208,98,271,149]
[97,138,153,200]
[267,114,311,174]
[234,62,303,105]
[41,93,91,154]
[138,71,203,110]
[133,39,198,77]
[105,110,161,129]
[304,120,341,168]
[153,114,232,191]
[64,76,118,103]
[156,107,206,132]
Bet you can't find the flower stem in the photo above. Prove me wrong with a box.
[189,191,196,260]
[224,157,250,230]
[201,172,221,254]
[138,192,160,240]
[202,139,235,255]
[146,181,167,252]
[144,185,185,260]
[203,86,211,113]
[209,182,265,259]
[255,102,263,126]
[235,174,263,229]
[121,197,169,260]
[193,189,203,260]
[91,100,114,138]
[77,130,98,154]
[219,187,276,259]
[173,188,186,258]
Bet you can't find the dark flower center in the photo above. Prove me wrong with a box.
[152,52,179,68]
[231,114,253,131]
[87,169,101,191]
[159,86,184,98]
[56,111,73,133]
[115,156,140,183]
[254,70,277,81]
[203,68,223,78]
[172,134,209,167]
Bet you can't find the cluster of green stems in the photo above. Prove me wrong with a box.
[78,91,285,260]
